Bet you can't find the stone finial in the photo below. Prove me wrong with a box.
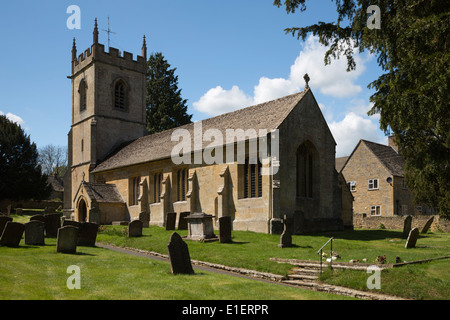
[142,35,147,60]
[72,37,77,62]
[304,73,310,90]
[93,18,99,44]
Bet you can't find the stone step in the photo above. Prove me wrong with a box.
[283,279,319,288]
[287,274,318,281]
[291,267,320,274]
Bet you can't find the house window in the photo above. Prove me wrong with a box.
[243,158,262,199]
[114,80,127,110]
[348,181,356,192]
[79,80,87,111]
[370,205,381,216]
[130,176,140,206]
[297,144,314,198]
[177,168,188,201]
[153,173,162,203]
[368,179,379,190]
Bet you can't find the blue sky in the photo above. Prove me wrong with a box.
[0,0,387,157]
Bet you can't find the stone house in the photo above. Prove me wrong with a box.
[337,138,433,217]
[64,21,352,234]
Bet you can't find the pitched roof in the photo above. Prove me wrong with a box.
[47,174,64,192]
[361,140,405,176]
[335,156,349,172]
[82,182,125,203]
[92,89,308,173]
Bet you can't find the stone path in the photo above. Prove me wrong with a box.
[96,242,408,300]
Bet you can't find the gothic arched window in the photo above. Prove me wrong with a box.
[79,80,87,112]
[296,142,318,198]
[114,80,128,110]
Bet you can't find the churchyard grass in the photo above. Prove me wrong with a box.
[96,224,450,300]
[0,215,348,300]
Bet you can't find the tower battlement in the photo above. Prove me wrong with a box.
[71,19,147,77]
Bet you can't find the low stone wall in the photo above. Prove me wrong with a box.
[0,200,63,213]
[353,214,450,232]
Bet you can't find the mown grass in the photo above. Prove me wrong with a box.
[0,215,348,300]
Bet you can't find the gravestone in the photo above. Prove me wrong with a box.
[128,220,143,237]
[405,227,419,249]
[167,232,194,275]
[219,216,232,243]
[402,215,412,238]
[0,222,25,247]
[44,213,61,238]
[30,215,46,223]
[178,212,190,230]
[6,204,12,216]
[421,216,434,234]
[63,220,81,228]
[0,216,13,235]
[278,217,293,248]
[24,221,45,245]
[165,212,177,231]
[56,226,79,254]
[78,222,99,247]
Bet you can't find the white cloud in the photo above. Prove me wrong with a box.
[0,111,25,127]
[193,35,368,116]
[329,112,384,157]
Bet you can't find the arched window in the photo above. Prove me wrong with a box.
[114,80,128,110]
[79,80,87,111]
[296,142,317,198]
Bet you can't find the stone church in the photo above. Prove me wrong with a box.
[63,21,353,234]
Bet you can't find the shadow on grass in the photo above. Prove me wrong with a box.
[301,229,406,241]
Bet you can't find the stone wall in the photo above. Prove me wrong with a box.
[353,213,450,232]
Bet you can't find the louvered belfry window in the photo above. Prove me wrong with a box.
[114,81,126,110]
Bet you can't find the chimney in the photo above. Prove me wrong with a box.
[388,135,399,153]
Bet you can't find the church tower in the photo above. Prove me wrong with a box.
[64,19,147,219]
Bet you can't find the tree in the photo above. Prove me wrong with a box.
[274,0,450,215]
[146,52,192,134]
[38,144,68,177]
[0,115,52,201]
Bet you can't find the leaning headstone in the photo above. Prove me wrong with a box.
[78,222,99,246]
[219,216,232,243]
[0,216,13,235]
[167,232,194,275]
[44,213,61,237]
[56,226,79,254]
[402,215,412,238]
[405,227,419,249]
[278,218,293,248]
[24,221,45,245]
[128,220,143,237]
[421,216,434,234]
[178,212,190,230]
[165,212,177,231]
[0,222,25,247]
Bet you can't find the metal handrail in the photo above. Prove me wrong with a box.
[317,237,334,275]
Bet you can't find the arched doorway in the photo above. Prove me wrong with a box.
[78,199,87,222]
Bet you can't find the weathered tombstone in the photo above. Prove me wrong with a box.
[24,221,45,245]
[56,226,79,254]
[63,220,81,228]
[30,215,46,223]
[278,217,293,248]
[421,216,434,234]
[219,216,232,243]
[44,213,61,238]
[0,222,25,247]
[78,222,99,246]
[6,204,12,216]
[0,216,13,235]
[167,232,194,275]
[128,220,143,237]
[405,227,419,249]
[178,212,190,230]
[15,208,23,215]
[402,215,412,238]
[165,212,177,231]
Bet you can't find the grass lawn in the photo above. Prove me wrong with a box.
[0,215,348,300]
[3,213,449,300]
